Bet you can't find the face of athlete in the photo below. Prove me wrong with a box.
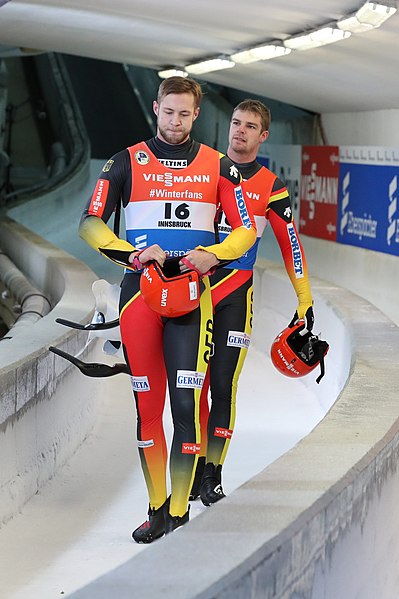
[153,93,200,145]
[228,109,269,162]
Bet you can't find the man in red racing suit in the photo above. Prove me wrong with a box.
[79,77,256,542]
[190,99,314,506]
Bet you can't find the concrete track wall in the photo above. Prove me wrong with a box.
[67,252,399,599]
[1,217,398,598]
[0,217,105,527]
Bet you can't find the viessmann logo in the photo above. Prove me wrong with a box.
[182,443,201,454]
[90,178,109,215]
[214,427,233,439]
[142,173,210,187]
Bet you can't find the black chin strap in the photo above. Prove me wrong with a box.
[315,340,329,384]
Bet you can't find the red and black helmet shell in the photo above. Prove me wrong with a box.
[140,260,200,318]
[271,321,329,379]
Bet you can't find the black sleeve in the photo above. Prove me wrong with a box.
[81,150,132,224]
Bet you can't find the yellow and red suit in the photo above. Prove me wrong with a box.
[199,162,313,466]
[79,138,256,516]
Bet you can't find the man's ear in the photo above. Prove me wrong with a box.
[260,130,269,143]
[153,100,159,116]
[193,106,200,121]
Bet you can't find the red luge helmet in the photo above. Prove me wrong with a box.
[140,257,200,318]
[271,321,329,384]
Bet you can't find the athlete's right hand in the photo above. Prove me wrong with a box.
[129,244,166,267]
[289,305,314,332]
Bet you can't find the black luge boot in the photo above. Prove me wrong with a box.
[200,462,225,506]
[165,505,190,534]
[132,497,169,544]
[189,456,206,500]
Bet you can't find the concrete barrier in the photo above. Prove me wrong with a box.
[65,251,399,599]
[0,217,105,527]
[2,220,398,597]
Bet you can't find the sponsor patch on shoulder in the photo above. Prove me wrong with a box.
[102,159,114,172]
[135,150,150,165]
[89,178,109,217]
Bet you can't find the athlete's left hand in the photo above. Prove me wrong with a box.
[130,244,166,267]
[180,249,219,275]
[289,305,314,332]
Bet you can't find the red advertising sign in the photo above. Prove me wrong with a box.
[299,146,339,240]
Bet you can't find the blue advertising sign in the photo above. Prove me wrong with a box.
[257,155,270,169]
[337,146,399,256]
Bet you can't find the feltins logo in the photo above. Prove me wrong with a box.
[135,150,150,165]
[158,158,188,169]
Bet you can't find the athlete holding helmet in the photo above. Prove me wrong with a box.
[79,77,256,543]
[190,99,320,505]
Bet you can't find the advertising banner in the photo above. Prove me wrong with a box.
[257,155,270,169]
[299,146,339,240]
[338,146,399,256]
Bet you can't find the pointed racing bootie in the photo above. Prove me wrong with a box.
[200,462,225,506]
[132,497,170,544]
[165,505,190,534]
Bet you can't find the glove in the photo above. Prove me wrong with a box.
[288,305,314,332]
